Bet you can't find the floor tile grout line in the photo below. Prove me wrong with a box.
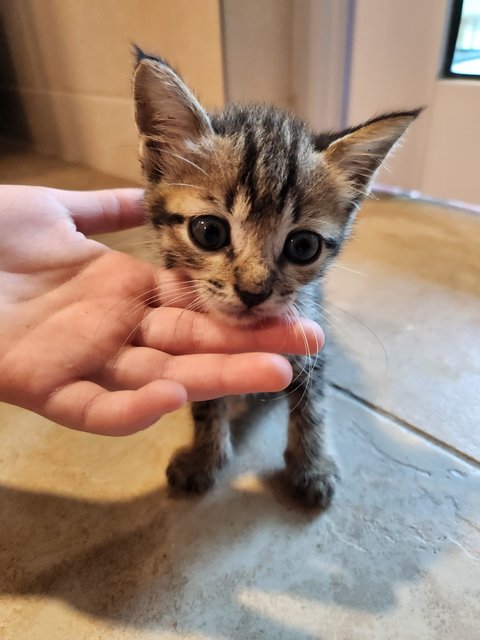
[329,381,480,469]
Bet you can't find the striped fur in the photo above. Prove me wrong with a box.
[133,49,420,507]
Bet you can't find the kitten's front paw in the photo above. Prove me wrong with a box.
[166,449,222,494]
[284,455,339,509]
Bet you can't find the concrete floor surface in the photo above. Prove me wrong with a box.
[1,148,479,639]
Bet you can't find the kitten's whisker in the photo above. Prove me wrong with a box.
[119,274,205,315]
[92,280,164,347]
[157,282,204,297]
[111,240,154,249]
[150,288,209,352]
[161,289,202,308]
[159,149,218,184]
[290,305,311,362]
[284,303,312,413]
[114,283,202,333]
[169,289,213,339]
[272,306,314,403]
[117,286,208,356]
[296,309,321,414]
[298,184,321,205]
[119,283,161,309]
[298,173,330,204]
[292,303,317,362]
[123,284,161,305]
[123,284,198,318]
[154,278,205,287]
[331,264,367,277]
[162,182,206,191]
[297,297,344,333]
[313,302,346,329]
[185,299,206,314]
[209,141,227,185]
[115,308,152,356]
[302,301,341,332]
[326,301,389,376]
[150,283,206,311]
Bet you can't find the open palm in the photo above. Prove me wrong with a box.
[0,186,323,435]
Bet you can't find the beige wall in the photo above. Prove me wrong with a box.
[0,0,225,182]
[221,0,350,132]
[221,0,293,110]
[347,0,448,191]
[291,0,350,132]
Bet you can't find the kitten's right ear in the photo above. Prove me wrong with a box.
[133,46,212,181]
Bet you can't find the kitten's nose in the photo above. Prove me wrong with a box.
[234,285,272,308]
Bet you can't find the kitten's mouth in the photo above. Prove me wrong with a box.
[215,305,285,328]
[173,274,289,327]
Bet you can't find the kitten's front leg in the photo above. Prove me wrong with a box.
[284,357,338,508]
[166,398,231,493]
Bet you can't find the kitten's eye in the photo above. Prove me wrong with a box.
[283,230,322,265]
[189,216,230,251]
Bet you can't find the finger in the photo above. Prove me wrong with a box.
[51,188,145,234]
[136,307,325,355]
[105,348,293,400]
[44,379,187,436]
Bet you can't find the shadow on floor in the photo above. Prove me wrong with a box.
[1,369,478,638]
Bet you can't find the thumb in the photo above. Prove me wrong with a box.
[51,188,145,234]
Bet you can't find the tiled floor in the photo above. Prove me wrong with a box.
[1,148,479,639]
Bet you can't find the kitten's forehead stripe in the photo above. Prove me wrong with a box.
[211,106,312,224]
[238,123,258,210]
[280,128,301,221]
[225,184,235,213]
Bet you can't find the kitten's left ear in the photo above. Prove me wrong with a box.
[320,109,422,197]
[133,46,212,181]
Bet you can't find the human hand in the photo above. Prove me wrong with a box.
[0,186,324,435]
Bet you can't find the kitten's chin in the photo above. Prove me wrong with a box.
[213,308,283,329]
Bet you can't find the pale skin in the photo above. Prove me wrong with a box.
[0,186,324,436]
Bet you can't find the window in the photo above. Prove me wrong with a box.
[444,0,480,77]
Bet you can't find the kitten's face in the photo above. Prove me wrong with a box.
[142,111,351,324]
[133,50,419,325]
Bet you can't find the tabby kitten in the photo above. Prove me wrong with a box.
[133,48,419,507]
